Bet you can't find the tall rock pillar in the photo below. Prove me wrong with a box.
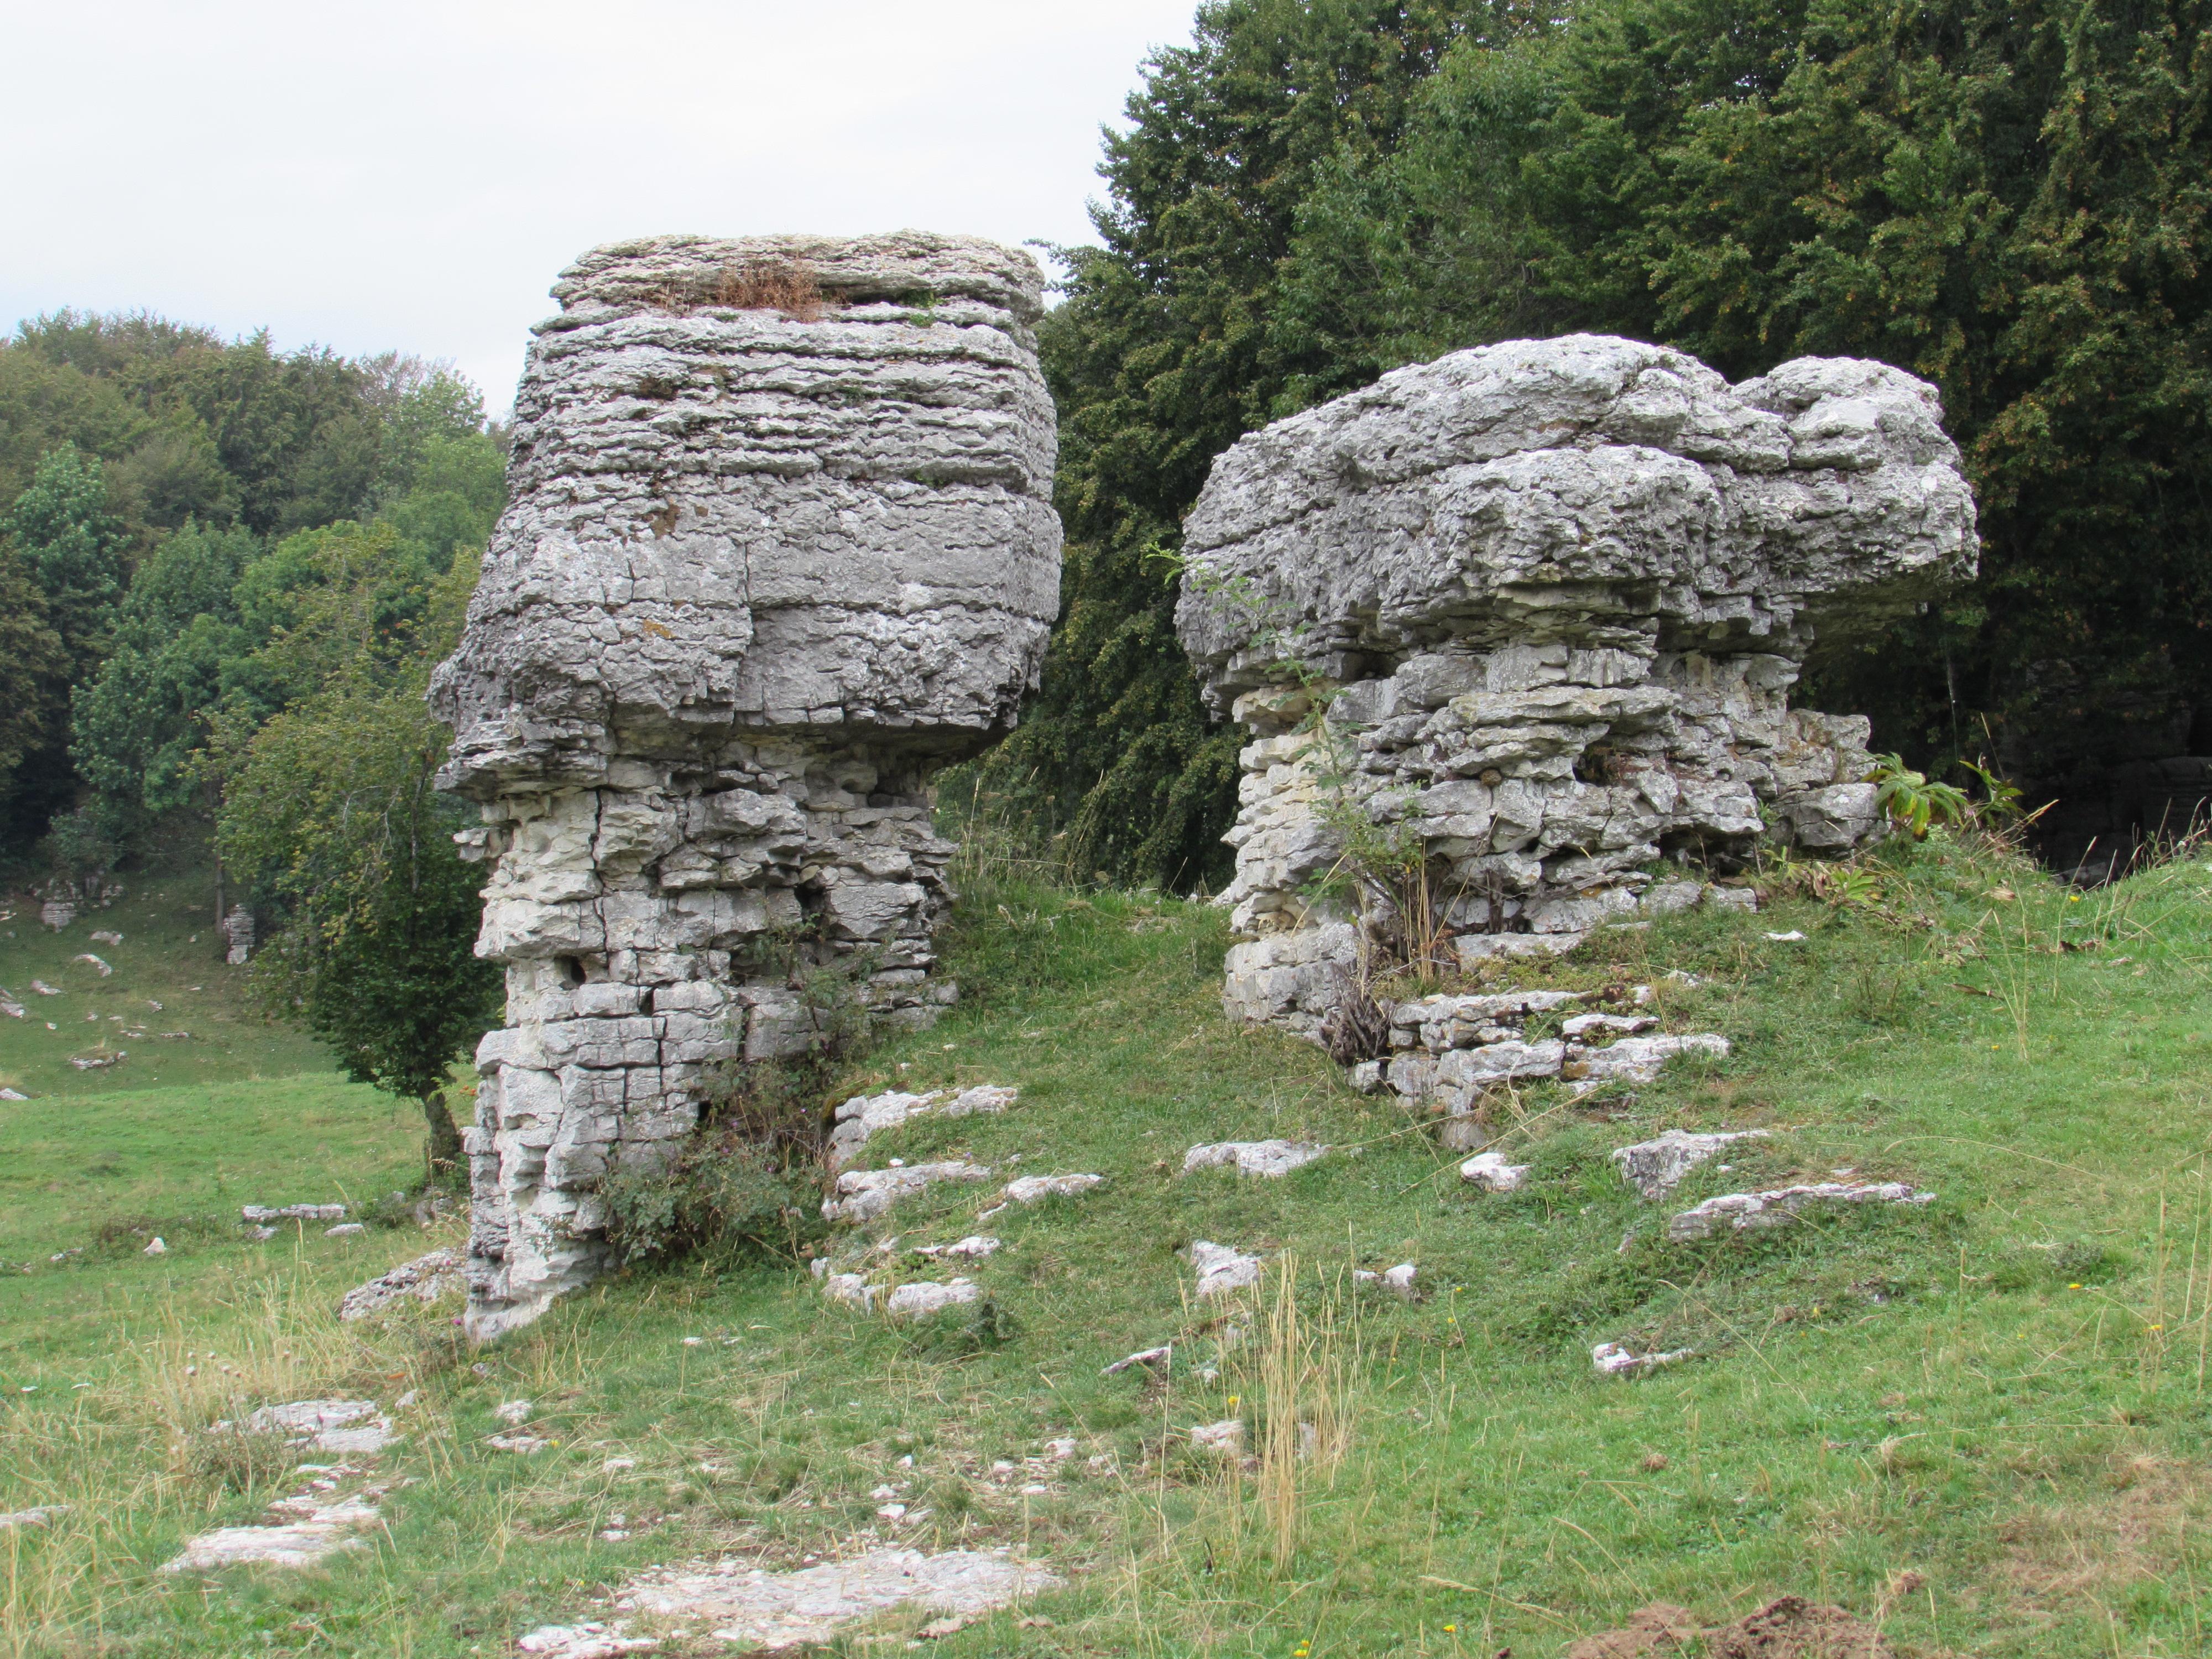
[431,232,1060,1336]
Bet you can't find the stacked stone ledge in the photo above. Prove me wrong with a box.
[430,231,1060,1337]
[1172,333,1978,1044]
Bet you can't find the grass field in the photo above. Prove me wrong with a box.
[3,832,2210,1657]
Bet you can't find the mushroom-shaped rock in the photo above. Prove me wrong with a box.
[1175,334,1974,1040]
[432,233,1060,1338]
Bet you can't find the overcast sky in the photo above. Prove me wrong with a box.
[3,0,1199,413]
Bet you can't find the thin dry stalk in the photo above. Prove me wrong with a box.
[1253,1256,1357,1569]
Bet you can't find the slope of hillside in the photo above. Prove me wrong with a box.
[2,832,2208,1657]
[0,875,338,1097]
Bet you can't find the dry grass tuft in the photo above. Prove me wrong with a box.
[1998,1453,2210,1610]
[649,258,828,321]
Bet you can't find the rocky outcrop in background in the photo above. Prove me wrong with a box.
[1175,334,1977,1042]
[432,231,1060,1336]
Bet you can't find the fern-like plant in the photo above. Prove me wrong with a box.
[1867,754,1970,839]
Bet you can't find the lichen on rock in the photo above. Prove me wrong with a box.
[431,231,1060,1338]
[1173,333,1976,1042]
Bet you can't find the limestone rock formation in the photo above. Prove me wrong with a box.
[432,231,1060,1337]
[1175,334,1976,1041]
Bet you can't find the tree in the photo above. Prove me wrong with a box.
[2,445,129,844]
[978,0,1562,889]
[215,555,500,1180]
[72,524,254,823]
[0,547,65,802]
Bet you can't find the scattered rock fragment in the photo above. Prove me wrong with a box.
[0,992,23,1019]
[915,1235,1000,1259]
[822,1161,991,1223]
[823,1273,877,1310]
[1459,1151,1530,1193]
[1181,1140,1327,1178]
[996,1173,1103,1206]
[517,1626,656,1658]
[28,981,60,996]
[1611,1129,1772,1201]
[71,1051,125,1071]
[1185,1240,1261,1300]
[1764,929,1808,942]
[885,1279,982,1319]
[0,1505,67,1530]
[1188,1420,1245,1455]
[486,1433,550,1454]
[828,1085,1018,1170]
[72,954,113,977]
[494,1400,533,1425]
[1592,1343,1693,1378]
[1668,1181,1933,1241]
[243,1204,348,1224]
[517,1547,1063,1657]
[1102,1344,1172,1376]
[142,1236,165,1255]
[1,1088,27,1101]
[89,930,123,946]
[338,1248,464,1321]
[1353,1262,1419,1300]
[324,1223,365,1237]
[1561,1012,1658,1039]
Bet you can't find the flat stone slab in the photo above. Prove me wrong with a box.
[914,1235,999,1259]
[239,1400,399,1457]
[1668,1180,1932,1241]
[884,1279,981,1319]
[1611,1129,1770,1200]
[822,1161,991,1224]
[340,1248,465,1321]
[1185,1240,1261,1300]
[162,1495,379,1572]
[517,1547,1063,1655]
[828,1085,1017,1170]
[995,1173,1103,1205]
[1565,1033,1730,1087]
[1182,1140,1327,1178]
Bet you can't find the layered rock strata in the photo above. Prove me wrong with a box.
[1175,333,1976,1042]
[432,232,1060,1337]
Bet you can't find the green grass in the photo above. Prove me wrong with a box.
[0,877,337,1098]
[4,833,2211,1657]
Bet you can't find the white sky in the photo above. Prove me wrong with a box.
[2,0,1200,414]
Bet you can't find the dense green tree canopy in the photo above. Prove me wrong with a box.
[0,307,508,858]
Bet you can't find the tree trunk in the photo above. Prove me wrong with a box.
[421,1088,465,1188]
